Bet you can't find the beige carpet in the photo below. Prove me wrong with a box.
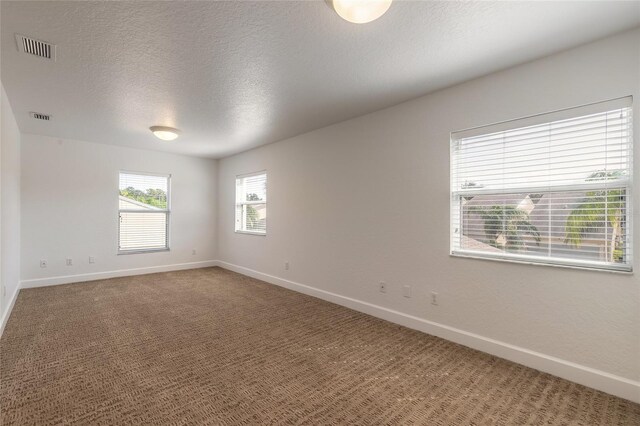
[1,267,638,425]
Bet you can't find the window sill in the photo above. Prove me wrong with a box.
[235,230,266,236]
[118,248,170,255]
[450,251,633,274]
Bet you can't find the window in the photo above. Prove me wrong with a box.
[451,97,633,272]
[118,172,170,253]
[235,171,267,235]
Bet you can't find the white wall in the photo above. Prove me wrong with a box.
[1,82,21,330]
[20,134,218,286]
[217,28,640,391]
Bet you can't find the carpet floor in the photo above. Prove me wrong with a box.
[1,267,638,425]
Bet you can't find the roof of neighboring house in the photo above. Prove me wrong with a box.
[463,191,610,242]
[460,235,503,253]
[118,196,162,210]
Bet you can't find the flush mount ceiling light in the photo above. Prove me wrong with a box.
[150,126,180,141]
[332,0,392,24]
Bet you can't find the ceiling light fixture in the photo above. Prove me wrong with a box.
[150,126,180,141]
[332,0,392,24]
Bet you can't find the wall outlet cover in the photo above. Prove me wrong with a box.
[403,285,411,298]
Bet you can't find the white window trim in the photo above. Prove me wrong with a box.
[235,170,267,236]
[450,96,633,273]
[235,230,267,237]
[118,171,171,255]
[451,97,632,140]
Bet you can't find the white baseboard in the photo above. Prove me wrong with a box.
[20,260,219,289]
[0,286,20,338]
[216,260,640,404]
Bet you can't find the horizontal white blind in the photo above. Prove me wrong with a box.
[235,172,267,234]
[451,98,633,271]
[119,172,170,252]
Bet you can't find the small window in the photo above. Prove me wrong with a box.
[235,171,267,235]
[451,97,633,272]
[118,172,170,253]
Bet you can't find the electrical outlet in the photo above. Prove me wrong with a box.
[192,249,197,255]
[431,292,438,306]
[89,256,96,264]
[284,261,290,271]
[66,258,73,266]
[379,282,387,293]
[403,285,412,298]
[2,285,6,297]
[40,259,47,268]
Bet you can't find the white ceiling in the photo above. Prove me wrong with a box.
[2,1,639,158]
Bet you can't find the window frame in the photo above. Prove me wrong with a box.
[118,170,171,255]
[450,97,633,273]
[235,170,267,236]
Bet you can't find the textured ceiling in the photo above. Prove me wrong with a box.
[1,1,639,158]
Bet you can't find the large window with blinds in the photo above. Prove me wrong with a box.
[118,172,170,253]
[451,97,633,271]
[235,171,267,235]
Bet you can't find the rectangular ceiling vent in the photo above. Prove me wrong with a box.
[15,34,56,61]
[30,112,51,121]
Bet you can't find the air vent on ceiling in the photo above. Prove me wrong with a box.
[15,34,56,61]
[30,112,51,121]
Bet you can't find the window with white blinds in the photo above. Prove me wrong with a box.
[118,172,170,253]
[451,97,633,272]
[235,172,267,235]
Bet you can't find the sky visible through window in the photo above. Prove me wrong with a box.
[119,173,169,210]
[237,174,267,202]
[119,173,168,192]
